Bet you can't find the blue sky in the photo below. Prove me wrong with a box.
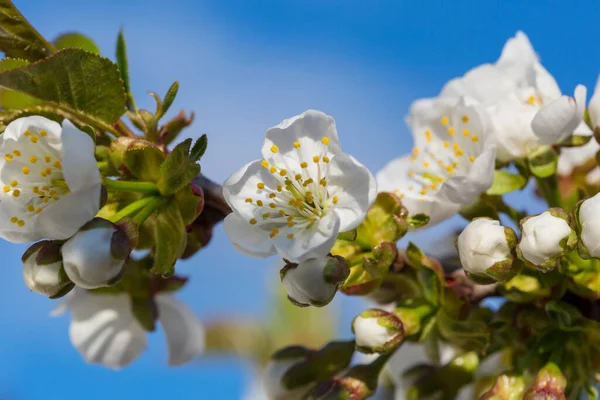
[3,0,600,399]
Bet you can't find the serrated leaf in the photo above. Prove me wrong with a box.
[157,139,200,195]
[152,199,186,276]
[486,170,528,195]
[0,0,55,61]
[190,134,207,162]
[54,32,100,54]
[0,57,40,109]
[158,80,178,119]
[175,185,202,225]
[0,49,126,125]
[123,144,165,182]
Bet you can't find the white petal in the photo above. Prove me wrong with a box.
[156,295,205,366]
[61,120,102,192]
[488,99,539,161]
[495,31,538,84]
[376,155,460,226]
[274,211,340,262]
[532,87,586,145]
[588,74,600,129]
[533,63,562,102]
[0,200,43,242]
[262,110,341,165]
[0,116,61,143]
[437,141,496,205]
[36,183,102,240]
[223,213,277,258]
[449,64,517,104]
[68,291,146,369]
[222,159,280,220]
[558,136,599,175]
[327,153,377,232]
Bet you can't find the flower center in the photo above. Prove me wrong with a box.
[245,137,337,239]
[396,114,480,200]
[2,128,69,228]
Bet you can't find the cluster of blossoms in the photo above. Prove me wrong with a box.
[220,32,600,400]
[6,2,600,398]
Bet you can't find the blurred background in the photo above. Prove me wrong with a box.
[2,0,600,398]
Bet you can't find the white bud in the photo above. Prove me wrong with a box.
[22,241,73,297]
[577,193,600,258]
[518,209,576,271]
[61,218,131,289]
[352,309,404,354]
[457,218,517,282]
[281,256,349,307]
[263,348,311,400]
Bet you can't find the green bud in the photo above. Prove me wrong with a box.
[523,363,567,400]
[479,375,526,400]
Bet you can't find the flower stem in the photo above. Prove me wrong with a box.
[535,175,562,208]
[132,197,162,227]
[102,178,159,195]
[110,196,158,223]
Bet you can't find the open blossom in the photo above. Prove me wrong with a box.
[377,98,496,226]
[0,116,101,243]
[53,289,204,369]
[223,110,377,262]
[416,31,586,162]
[517,209,576,271]
[457,218,517,282]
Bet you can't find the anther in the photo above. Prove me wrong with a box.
[321,137,330,145]
[261,160,269,168]
[22,167,30,175]
[300,162,308,168]
[249,218,258,225]
[313,156,320,163]
[293,141,301,148]
[257,182,265,190]
[270,145,279,153]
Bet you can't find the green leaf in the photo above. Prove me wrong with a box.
[0,0,55,61]
[157,139,200,195]
[559,134,593,148]
[190,134,208,162]
[0,57,40,109]
[0,49,126,126]
[544,300,582,329]
[54,32,100,54]
[486,170,528,195]
[407,213,429,229]
[527,145,558,178]
[418,265,441,306]
[174,185,202,225]
[116,30,135,112]
[436,309,490,352]
[158,80,178,119]
[152,199,186,276]
[123,144,166,182]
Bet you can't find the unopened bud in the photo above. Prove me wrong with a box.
[480,375,526,400]
[576,192,600,259]
[523,363,567,400]
[457,218,517,283]
[352,309,404,354]
[62,218,130,289]
[517,209,576,272]
[281,256,349,307]
[22,241,73,298]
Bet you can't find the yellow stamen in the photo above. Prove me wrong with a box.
[333,196,339,204]
[269,166,277,173]
[256,200,263,206]
[2,186,9,193]
[447,127,455,136]
[321,137,330,145]
[44,156,51,163]
[40,130,48,137]
[27,205,34,212]
[463,129,470,137]
[293,141,301,148]
[12,190,20,197]
[22,167,30,175]
[5,154,13,162]
[245,198,253,203]
[287,233,294,239]
[313,155,320,163]
[322,156,330,163]
[30,136,39,143]
[10,217,18,223]
[261,160,269,168]
[469,155,475,162]
[471,135,479,142]
[249,218,257,225]
[441,116,450,126]
[270,145,278,153]
[17,220,24,227]
[29,156,37,163]
[279,169,287,176]
[10,180,17,187]
[269,193,276,198]
[13,150,20,156]
[257,182,265,190]
[461,115,469,123]
[24,130,31,137]
[300,162,308,169]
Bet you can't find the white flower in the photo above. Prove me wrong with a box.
[588,75,600,130]
[52,289,204,369]
[352,309,404,354]
[22,240,73,297]
[457,218,516,282]
[281,255,348,307]
[0,116,101,243]
[531,85,587,145]
[518,209,576,269]
[223,110,377,262]
[377,98,496,226]
[577,193,600,258]
[263,351,312,400]
[61,218,131,289]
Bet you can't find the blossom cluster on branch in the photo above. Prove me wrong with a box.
[3,1,600,398]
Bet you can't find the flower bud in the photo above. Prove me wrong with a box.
[588,75,600,131]
[523,363,567,400]
[457,218,517,283]
[479,375,526,400]
[61,218,131,289]
[576,192,600,259]
[22,241,73,298]
[517,209,576,271]
[281,256,349,307]
[263,346,313,400]
[352,309,404,354]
